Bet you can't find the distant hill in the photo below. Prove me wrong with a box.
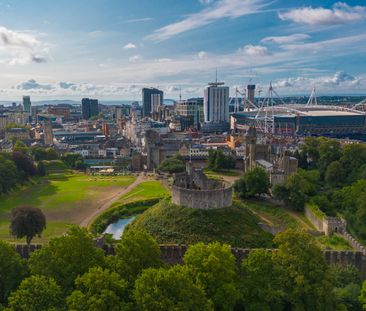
[126,199,273,248]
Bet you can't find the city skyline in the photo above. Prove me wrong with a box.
[0,0,365,100]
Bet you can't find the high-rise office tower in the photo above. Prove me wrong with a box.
[22,96,31,113]
[203,82,229,123]
[81,98,99,119]
[142,88,163,117]
[247,85,256,104]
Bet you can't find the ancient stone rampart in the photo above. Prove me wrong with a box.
[171,185,232,209]
[14,244,366,279]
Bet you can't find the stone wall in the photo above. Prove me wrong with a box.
[14,244,366,279]
[171,185,232,209]
[304,205,324,232]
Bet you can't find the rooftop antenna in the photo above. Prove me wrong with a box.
[215,67,218,84]
[179,87,182,101]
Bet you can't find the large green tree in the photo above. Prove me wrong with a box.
[240,249,284,311]
[273,229,335,310]
[183,242,240,311]
[134,265,213,311]
[28,226,105,293]
[0,240,27,304]
[10,206,46,245]
[158,155,185,173]
[7,275,63,311]
[234,167,270,198]
[110,230,162,282]
[67,267,128,311]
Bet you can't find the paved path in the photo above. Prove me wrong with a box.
[80,173,145,228]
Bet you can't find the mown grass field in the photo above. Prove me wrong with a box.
[0,172,136,243]
[110,181,168,207]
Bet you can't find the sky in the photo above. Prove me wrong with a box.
[0,0,365,100]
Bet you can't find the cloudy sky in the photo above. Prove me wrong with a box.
[0,0,365,100]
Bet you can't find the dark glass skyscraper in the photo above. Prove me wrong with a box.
[81,98,99,119]
[142,88,163,117]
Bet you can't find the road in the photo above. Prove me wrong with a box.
[80,173,145,228]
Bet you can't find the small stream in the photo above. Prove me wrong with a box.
[103,217,135,240]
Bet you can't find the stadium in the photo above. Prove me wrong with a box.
[230,87,366,137]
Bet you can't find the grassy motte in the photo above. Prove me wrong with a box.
[127,199,273,248]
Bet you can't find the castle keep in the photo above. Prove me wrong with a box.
[171,162,232,209]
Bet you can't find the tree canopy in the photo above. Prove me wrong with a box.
[134,265,213,311]
[234,167,270,198]
[0,240,27,304]
[28,226,105,293]
[10,206,46,245]
[67,267,129,311]
[183,242,240,311]
[7,275,63,311]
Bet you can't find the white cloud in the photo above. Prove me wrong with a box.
[16,79,53,90]
[0,26,49,65]
[123,42,137,50]
[279,2,366,26]
[261,33,310,44]
[147,0,268,41]
[272,71,364,93]
[128,55,141,63]
[240,44,269,56]
[197,51,208,59]
[121,17,153,24]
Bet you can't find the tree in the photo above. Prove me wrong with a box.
[240,249,284,311]
[134,265,213,311]
[325,161,346,187]
[158,155,185,173]
[273,169,320,211]
[183,242,240,311]
[37,161,46,176]
[273,229,335,310]
[359,281,366,310]
[61,153,85,170]
[234,168,270,199]
[330,264,362,311]
[28,226,105,293]
[7,275,63,311]
[208,150,235,171]
[13,140,29,155]
[10,206,46,245]
[110,230,162,282]
[12,151,37,178]
[67,267,129,311]
[0,240,28,304]
[0,154,18,193]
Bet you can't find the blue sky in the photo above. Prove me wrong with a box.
[0,0,365,100]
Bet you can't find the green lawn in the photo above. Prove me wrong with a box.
[111,180,168,207]
[0,173,136,243]
[204,169,242,177]
[245,200,298,229]
[316,234,352,250]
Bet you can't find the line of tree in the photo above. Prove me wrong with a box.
[208,149,236,171]
[0,227,365,310]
